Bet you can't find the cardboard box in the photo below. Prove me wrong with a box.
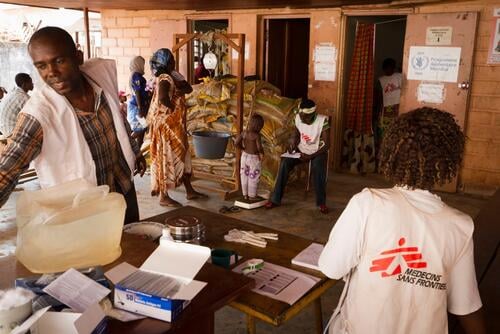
[11,303,106,334]
[105,240,210,322]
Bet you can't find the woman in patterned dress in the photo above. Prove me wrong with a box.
[148,48,205,206]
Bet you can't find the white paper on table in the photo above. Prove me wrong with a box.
[233,259,320,305]
[43,268,111,313]
[281,152,301,159]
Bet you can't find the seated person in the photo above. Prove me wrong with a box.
[318,107,485,334]
[266,99,329,214]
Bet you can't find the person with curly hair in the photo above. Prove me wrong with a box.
[318,107,485,334]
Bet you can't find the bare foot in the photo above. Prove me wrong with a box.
[186,190,208,200]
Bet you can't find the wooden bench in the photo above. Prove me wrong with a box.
[449,189,500,333]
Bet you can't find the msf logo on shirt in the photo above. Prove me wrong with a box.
[369,237,427,277]
[301,133,312,144]
[384,82,400,94]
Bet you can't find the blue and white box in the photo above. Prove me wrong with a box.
[105,240,210,322]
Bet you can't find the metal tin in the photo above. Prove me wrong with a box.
[165,215,205,243]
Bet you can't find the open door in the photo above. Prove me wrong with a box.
[400,12,478,192]
[264,18,310,98]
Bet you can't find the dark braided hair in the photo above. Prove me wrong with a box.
[379,107,464,190]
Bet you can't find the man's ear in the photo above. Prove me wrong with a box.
[76,50,84,65]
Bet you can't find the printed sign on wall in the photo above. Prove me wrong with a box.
[417,83,445,104]
[425,27,452,45]
[487,8,500,64]
[407,46,461,83]
[313,44,337,81]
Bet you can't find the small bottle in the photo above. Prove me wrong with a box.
[160,227,174,245]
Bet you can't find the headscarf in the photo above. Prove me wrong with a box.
[150,48,174,76]
[129,56,145,75]
[129,56,145,93]
[299,106,316,114]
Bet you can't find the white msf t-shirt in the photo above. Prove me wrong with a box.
[379,73,402,107]
[319,187,482,334]
[295,114,327,155]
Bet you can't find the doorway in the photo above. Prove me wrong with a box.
[339,15,407,173]
[262,18,310,99]
[188,19,229,83]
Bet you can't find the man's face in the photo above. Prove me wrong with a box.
[299,112,316,125]
[29,38,83,96]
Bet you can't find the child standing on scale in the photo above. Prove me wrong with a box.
[235,114,265,200]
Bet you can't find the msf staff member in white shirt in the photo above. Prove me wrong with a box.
[319,107,485,334]
[266,99,330,214]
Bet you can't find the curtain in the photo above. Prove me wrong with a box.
[342,22,376,174]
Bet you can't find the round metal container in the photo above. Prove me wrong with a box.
[165,215,204,243]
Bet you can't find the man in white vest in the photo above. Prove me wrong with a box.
[319,108,485,334]
[265,99,330,214]
[0,27,146,224]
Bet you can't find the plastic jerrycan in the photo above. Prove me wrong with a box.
[15,179,126,273]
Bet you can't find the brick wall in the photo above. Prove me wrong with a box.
[101,10,187,91]
[417,1,500,194]
[101,2,500,193]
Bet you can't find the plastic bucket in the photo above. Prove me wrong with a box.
[192,131,231,159]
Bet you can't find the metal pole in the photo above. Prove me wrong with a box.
[83,7,91,59]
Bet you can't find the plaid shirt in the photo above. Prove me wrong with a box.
[0,87,30,136]
[0,80,140,207]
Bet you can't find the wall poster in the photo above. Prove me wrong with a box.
[407,46,461,83]
[313,44,337,82]
[487,8,500,64]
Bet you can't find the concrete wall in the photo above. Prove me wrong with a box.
[100,1,500,193]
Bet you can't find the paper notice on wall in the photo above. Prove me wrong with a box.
[313,44,337,81]
[231,41,250,60]
[314,45,336,62]
[487,9,500,64]
[426,27,452,45]
[417,83,445,104]
[314,63,336,81]
[407,46,461,83]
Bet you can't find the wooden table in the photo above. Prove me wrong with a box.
[0,232,254,334]
[149,206,337,334]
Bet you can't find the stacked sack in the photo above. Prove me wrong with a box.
[185,77,299,188]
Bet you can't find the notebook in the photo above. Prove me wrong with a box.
[291,243,324,271]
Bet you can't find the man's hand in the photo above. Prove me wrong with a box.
[135,154,147,177]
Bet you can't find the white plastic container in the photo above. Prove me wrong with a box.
[16,179,126,273]
[0,288,34,334]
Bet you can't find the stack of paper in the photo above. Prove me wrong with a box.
[291,243,324,271]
